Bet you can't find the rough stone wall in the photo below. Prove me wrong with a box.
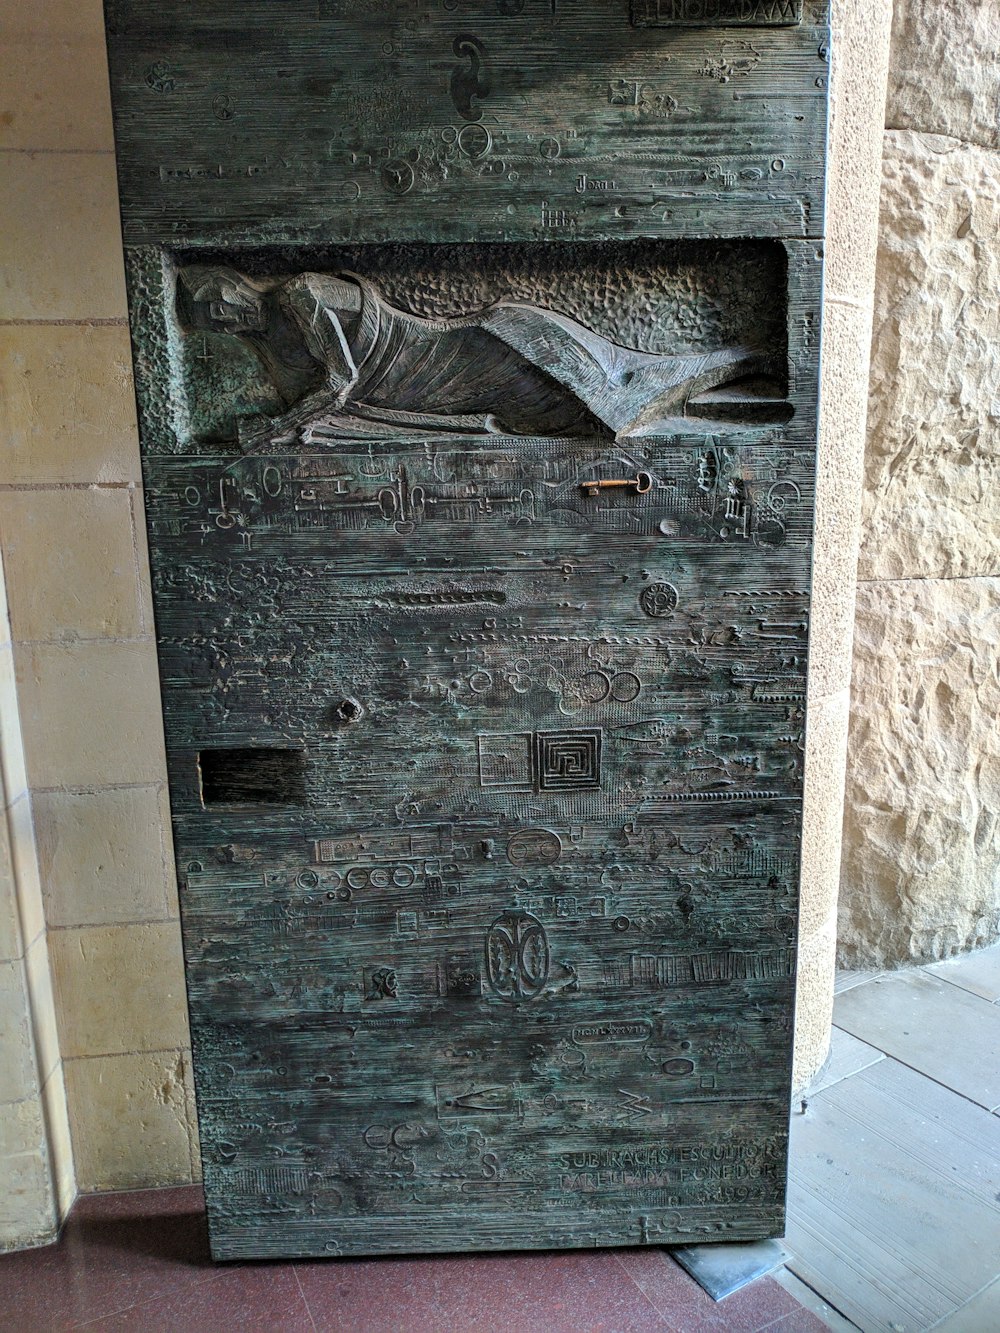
[839,0,1000,966]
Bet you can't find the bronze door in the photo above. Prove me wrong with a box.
[105,1,829,1260]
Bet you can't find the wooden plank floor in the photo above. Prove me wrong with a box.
[782,952,1000,1331]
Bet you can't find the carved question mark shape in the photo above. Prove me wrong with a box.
[450,35,490,123]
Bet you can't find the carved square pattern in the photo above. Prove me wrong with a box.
[535,729,602,792]
[478,732,534,790]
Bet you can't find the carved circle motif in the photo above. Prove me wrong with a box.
[485,910,550,1000]
[506,828,563,867]
[662,1058,696,1078]
[578,671,611,703]
[458,124,492,159]
[342,864,417,891]
[639,582,679,618]
[610,672,642,703]
[754,517,786,548]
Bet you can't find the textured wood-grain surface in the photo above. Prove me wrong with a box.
[105,0,829,1261]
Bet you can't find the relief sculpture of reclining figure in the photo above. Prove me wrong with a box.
[179,265,785,443]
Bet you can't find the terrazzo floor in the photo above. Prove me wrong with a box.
[6,945,1000,1331]
[0,1186,822,1332]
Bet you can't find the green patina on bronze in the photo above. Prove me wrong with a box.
[104,0,830,1260]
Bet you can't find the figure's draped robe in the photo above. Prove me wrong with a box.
[253,274,779,442]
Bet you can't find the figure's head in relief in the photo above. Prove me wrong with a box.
[177,265,365,411]
[180,266,269,335]
[180,266,363,336]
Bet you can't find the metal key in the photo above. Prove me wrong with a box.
[580,470,653,498]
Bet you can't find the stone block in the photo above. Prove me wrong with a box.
[131,489,156,634]
[794,687,849,1087]
[24,933,61,1085]
[840,577,1000,966]
[14,640,167,789]
[0,0,107,39]
[0,644,28,800]
[0,33,114,152]
[792,922,837,1094]
[0,797,22,964]
[0,153,126,320]
[34,785,174,929]
[0,541,9,641]
[826,0,895,304]
[0,957,38,1103]
[49,921,189,1059]
[64,1049,194,1192]
[0,325,140,486]
[0,1097,57,1251]
[186,1075,202,1183]
[801,688,850,945]
[885,0,1000,151]
[860,131,1000,581]
[0,488,143,642]
[40,1062,76,1219]
[159,783,180,916]
[6,792,44,954]
[811,301,871,701]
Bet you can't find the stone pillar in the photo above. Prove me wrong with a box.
[794,0,894,1087]
[0,0,197,1211]
[0,555,74,1250]
[839,2,1000,966]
